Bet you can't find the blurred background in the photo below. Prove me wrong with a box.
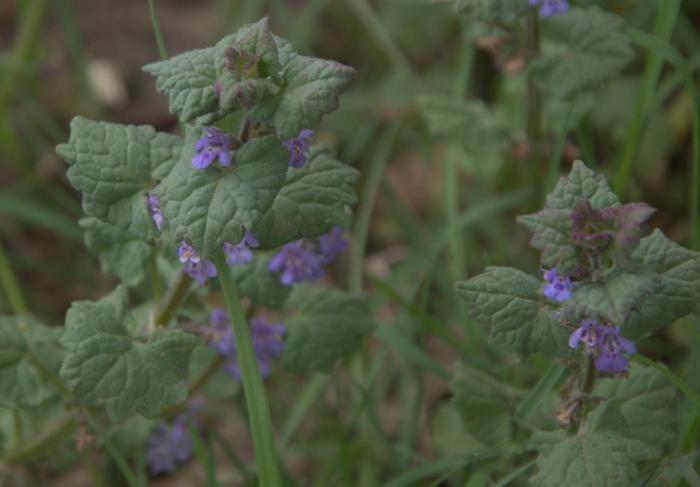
[1,0,700,485]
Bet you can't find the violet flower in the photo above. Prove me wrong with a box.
[318,226,348,264]
[224,230,259,266]
[178,241,217,286]
[146,416,193,476]
[146,193,164,231]
[268,240,324,285]
[192,127,234,170]
[529,0,569,17]
[569,319,636,373]
[542,267,573,302]
[283,129,314,168]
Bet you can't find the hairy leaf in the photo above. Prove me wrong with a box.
[80,217,152,287]
[517,209,576,272]
[56,117,182,240]
[248,47,355,138]
[625,229,700,337]
[532,7,634,98]
[156,127,288,257]
[143,18,281,124]
[560,271,659,326]
[144,18,354,133]
[0,317,64,407]
[532,366,675,486]
[283,286,375,372]
[60,287,197,421]
[252,146,358,249]
[455,267,572,359]
[545,160,620,211]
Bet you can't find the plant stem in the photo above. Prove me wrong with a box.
[613,0,681,195]
[348,123,399,292]
[0,240,27,315]
[1,414,75,466]
[214,255,282,487]
[147,0,169,61]
[147,248,163,301]
[154,270,191,326]
[526,8,542,203]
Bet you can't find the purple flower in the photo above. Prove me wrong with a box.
[528,0,568,17]
[569,320,636,374]
[595,326,636,374]
[318,226,348,264]
[283,129,314,168]
[178,241,217,286]
[224,230,259,266]
[568,319,602,354]
[542,267,573,302]
[192,127,234,170]
[268,241,324,285]
[146,193,164,231]
[205,311,286,381]
[146,416,193,476]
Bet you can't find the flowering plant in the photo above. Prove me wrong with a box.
[456,161,700,484]
[0,18,374,485]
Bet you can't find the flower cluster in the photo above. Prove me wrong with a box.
[192,127,235,170]
[146,193,164,231]
[542,267,573,302]
[268,226,348,285]
[178,241,217,286]
[205,309,286,380]
[528,0,568,17]
[146,415,193,475]
[569,319,636,373]
[283,129,314,168]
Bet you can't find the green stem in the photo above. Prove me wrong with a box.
[279,373,328,453]
[154,270,191,326]
[345,0,413,75]
[1,414,75,466]
[214,255,281,487]
[526,8,542,203]
[577,355,596,431]
[613,0,681,194]
[348,123,400,292]
[0,240,28,315]
[147,0,169,61]
[147,248,163,301]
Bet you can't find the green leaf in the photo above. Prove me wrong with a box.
[453,0,527,23]
[591,365,677,454]
[531,366,675,486]
[80,217,152,287]
[143,18,281,125]
[531,430,648,487]
[516,161,621,273]
[560,271,659,326]
[0,316,64,407]
[451,363,521,446]
[544,160,620,211]
[143,18,355,134]
[282,286,375,372]
[532,7,634,98]
[232,255,292,309]
[56,116,182,240]
[625,229,700,337]
[455,267,572,359]
[248,41,355,138]
[252,146,358,249]
[155,127,289,257]
[517,209,576,272]
[60,287,197,421]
